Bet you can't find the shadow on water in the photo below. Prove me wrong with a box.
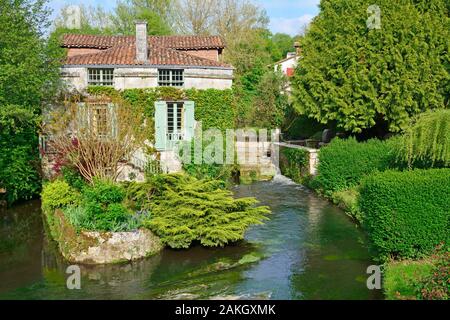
[0,178,383,300]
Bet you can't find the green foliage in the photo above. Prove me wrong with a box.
[41,180,80,212]
[418,251,449,300]
[313,137,398,195]
[292,0,450,133]
[270,33,298,62]
[360,169,450,260]
[124,181,155,211]
[383,260,434,300]
[279,147,309,184]
[144,174,271,249]
[86,87,236,131]
[185,89,236,131]
[111,0,172,35]
[400,109,450,168]
[61,166,86,191]
[283,113,327,140]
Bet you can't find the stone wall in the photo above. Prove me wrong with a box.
[44,209,163,265]
[60,66,233,91]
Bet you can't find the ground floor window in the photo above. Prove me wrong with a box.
[167,102,184,141]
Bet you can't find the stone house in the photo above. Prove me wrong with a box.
[44,22,235,177]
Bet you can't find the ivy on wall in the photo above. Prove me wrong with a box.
[86,86,236,131]
[279,147,310,184]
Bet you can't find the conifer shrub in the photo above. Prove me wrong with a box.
[81,179,132,232]
[143,174,271,249]
[87,86,236,131]
[360,169,450,260]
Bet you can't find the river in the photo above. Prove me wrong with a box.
[0,177,382,300]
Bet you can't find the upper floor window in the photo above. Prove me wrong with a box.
[88,68,114,86]
[158,69,184,87]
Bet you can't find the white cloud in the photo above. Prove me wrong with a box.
[270,14,314,36]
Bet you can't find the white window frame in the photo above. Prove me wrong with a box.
[158,69,184,87]
[88,68,114,86]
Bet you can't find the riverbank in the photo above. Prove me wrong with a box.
[0,179,381,300]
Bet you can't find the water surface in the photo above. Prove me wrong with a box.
[0,178,382,300]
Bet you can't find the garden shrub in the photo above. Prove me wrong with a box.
[0,105,41,204]
[41,180,80,211]
[143,174,270,249]
[313,137,398,195]
[383,260,434,300]
[360,169,450,260]
[279,147,309,184]
[331,187,362,223]
[61,166,86,191]
[399,109,450,168]
[418,250,449,300]
[81,179,132,232]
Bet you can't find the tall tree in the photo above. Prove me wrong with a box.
[0,0,61,109]
[111,0,173,35]
[291,0,450,135]
[0,0,61,204]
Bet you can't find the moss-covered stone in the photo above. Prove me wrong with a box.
[43,209,163,265]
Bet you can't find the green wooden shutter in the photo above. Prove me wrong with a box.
[108,103,117,138]
[155,101,168,151]
[77,102,89,135]
[183,101,195,141]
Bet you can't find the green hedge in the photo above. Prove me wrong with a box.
[360,169,450,260]
[313,137,398,195]
[87,86,236,131]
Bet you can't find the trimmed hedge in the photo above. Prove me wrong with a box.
[360,169,450,260]
[87,86,236,131]
[313,137,398,195]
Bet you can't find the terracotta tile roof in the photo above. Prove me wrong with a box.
[62,34,230,68]
[65,44,232,68]
[62,34,225,50]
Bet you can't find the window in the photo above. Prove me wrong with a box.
[167,102,184,141]
[158,69,184,87]
[88,68,114,86]
[91,105,109,137]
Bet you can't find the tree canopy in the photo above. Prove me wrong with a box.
[291,0,450,134]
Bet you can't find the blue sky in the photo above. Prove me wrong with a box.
[48,0,320,36]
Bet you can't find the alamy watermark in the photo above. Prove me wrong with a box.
[367,5,382,30]
[366,265,382,290]
[66,265,81,290]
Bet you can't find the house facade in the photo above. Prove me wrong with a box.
[274,42,301,94]
[61,22,234,91]
[59,22,234,156]
[42,22,236,177]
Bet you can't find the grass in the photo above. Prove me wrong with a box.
[383,259,434,300]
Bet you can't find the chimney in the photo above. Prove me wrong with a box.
[294,41,301,56]
[135,21,148,63]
